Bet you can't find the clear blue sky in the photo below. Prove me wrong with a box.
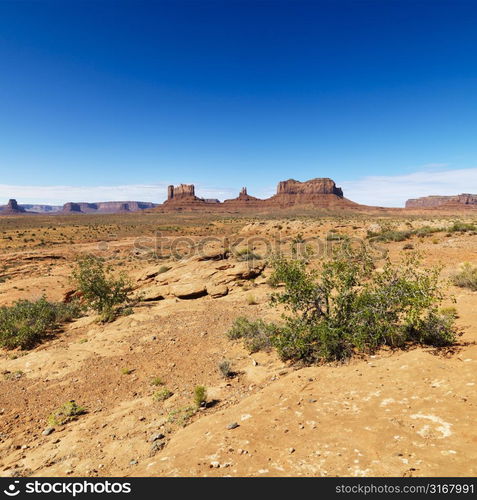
[0,0,476,206]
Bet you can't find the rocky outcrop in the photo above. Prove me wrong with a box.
[276,178,343,196]
[223,187,263,209]
[161,178,357,212]
[167,184,196,200]
[0,199,26,215]
[266,178,357,208]
[61,201,157,214]
[406,194,477,209]
[164,184,222,210]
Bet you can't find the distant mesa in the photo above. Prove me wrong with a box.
[0,199,26,215]
[405,193,477,209]
[61,201,157,214]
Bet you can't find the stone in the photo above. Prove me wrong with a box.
[171,283,207,299]
[227,422,239,430]
[206,283,229,298]
[42,427,55,436]
[149,433,165,443]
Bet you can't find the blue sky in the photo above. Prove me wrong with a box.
[0,0,476,206]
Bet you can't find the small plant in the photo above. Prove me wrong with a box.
[0,297,82,350]
[71,254,132,321]
[368,229,412,242]
[193,385,207,407]
[150,376,165,386]
[451,263,477,291]
[226,317,275,353]
[48,401,86,426]
[235,248,262,261]
[153,388,173,401]
[448,221,476,233]
[246,294,257,305]
[167,405,197,427]
[218,360,234,378]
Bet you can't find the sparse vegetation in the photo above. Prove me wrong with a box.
[153,388,173,401]
[246,293,257,305]
[226,316,275,353]
[451,262,477,291]
[228,248,456,363]
[71,254,132,321]
[150,376,165,386]
[48,401,86,426]
[235,247,262,261]
[193,385,207,407]
[218,360,234,378]
[0,297,82,350]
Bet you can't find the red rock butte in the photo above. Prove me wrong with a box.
[405,193,477,209]
[160,177,359,211]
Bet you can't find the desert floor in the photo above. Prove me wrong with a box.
[0,211,476,477]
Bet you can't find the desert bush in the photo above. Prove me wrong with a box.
[150,376,165,386]
[71,254,132,320]
[367,229,412,242]
[193,385,207,407]
[153,388,173,402]
[0,297,82,350]
[448,221,476,233]
[414,226,442,238]
[246,294,257,305]
[218,360,233,378]
[227,249,456,363]
[226,317,276,353]
[48,400,86,426]
[451,263,477,291]
[235,248,262,261]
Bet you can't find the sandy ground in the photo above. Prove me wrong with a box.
[0,213,476,477]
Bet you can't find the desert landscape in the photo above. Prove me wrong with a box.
[1,178,476,478]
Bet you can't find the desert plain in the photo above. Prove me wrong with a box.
[0,208,476,478]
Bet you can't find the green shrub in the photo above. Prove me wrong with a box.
[153,388,173,401]
[448,221,476,233]
[150,376,165,386]
[226,317,275,353]
[48,401,86,426]
[71,254,132,320]
[193,385,207,407]
[368,230,412,242]
[228,249,456,364]
[0,297,82,350]
[451,263,477,291]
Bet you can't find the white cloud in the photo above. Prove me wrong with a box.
[0,183,238,206]
[341,168,477,207]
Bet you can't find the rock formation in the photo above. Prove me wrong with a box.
[61,201,157,214]
[161,178,358,211]
[0,199,26,215]
[266,178,356,208]
[405,194,477,209]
